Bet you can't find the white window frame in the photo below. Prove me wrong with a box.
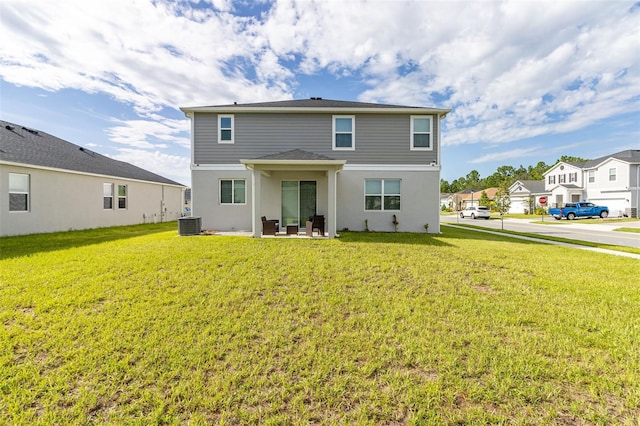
[559,174,566,184]
[118,184,127,209]
[220,179,246,205]
[332,115,355,151]
[9,173,30,212]
[218,114,234,144]
[548,175,556,184]
[103,183,114,210]
[608,167,616,182]
[588,170,595,183]
[410,116,433,151]
[569,172,577,183]
[364,179,401,211]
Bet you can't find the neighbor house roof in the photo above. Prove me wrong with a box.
[181,98,451,115]
[583,150,640,168]
[512,180,546,193]
[1,121,184,186]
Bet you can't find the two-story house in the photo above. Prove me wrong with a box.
[543,150,640,217]
[180,98,450,237]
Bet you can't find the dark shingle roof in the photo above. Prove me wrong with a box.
[1,121,183,186]
[255,149,335,161]
[181,98,451,114]
[583,150,640,168]
[518,180,546,193]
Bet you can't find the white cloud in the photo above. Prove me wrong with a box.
[107,148,191,186]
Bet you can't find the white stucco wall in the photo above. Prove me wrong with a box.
[0,164,184,236]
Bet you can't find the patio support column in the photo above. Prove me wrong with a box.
[251,167,262,238]
[328,167,338,238]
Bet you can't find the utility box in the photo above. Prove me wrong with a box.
[178,217,201,236]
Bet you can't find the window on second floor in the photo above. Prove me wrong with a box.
[410,116,433,150]
[548,175,556,184]
[218,115,234,144]
[9,173,30,212]
[569,172,577,183]
[609,167,616,181]
[559,174,566,184]
[333,116,354,150]
[588,170,595,183]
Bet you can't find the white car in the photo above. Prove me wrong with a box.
[460,206,491,219]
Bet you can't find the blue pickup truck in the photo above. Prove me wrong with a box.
[549,202,609,220]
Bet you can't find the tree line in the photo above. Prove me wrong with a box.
[440,155,589,193]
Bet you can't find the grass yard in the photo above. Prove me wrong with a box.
[1,223,639,424]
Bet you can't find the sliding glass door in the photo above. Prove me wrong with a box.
[281,181,316,226]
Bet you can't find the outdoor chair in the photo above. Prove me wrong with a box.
[305,215,325,237]
[261,216,279,236]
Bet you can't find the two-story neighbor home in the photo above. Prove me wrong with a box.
[1,121,186,236]
[508,180,547,214]
[180,98,450,237]
[543,150,640,217]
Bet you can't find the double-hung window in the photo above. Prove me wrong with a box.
[609,167,616,182]
[559,174,566,184]
[588,170,595,183]
[548,175,556,184]
[103,183,114,209]
[365,179,401,211]
[218,115,234,144]
[333,116,354,150]
[9,173,30,212]
[118,185,127,209]
[411,116,432,150]
[569,172,577,183]
[220,179,246,204]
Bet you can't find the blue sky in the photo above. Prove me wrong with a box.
[1,0,639,186]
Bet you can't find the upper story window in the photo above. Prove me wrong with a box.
[220,179,246,204]
[569,172,577,183]
[365,179,401,211]
[103,183,114,209]
[548,175,556,184]
[118,185,127,209]
[588,170,595,183]
[333,116,354,150]
[410,116,433,150]
[559,174,566,184]
[609,167,616,181]
[218,115,234,144]
[9,173,30,212]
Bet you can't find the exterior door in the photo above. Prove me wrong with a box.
[281,181,316,226]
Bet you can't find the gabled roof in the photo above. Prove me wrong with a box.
[511,179,545,193]
[1,121,184,186]
[181,98,451,115]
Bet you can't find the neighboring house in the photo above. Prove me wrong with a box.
[543,150,640,217]
[440,193,454,210]
[453,188,499,210]
[180,98,450,237]
[1,121,186,237]
[508,180,547,214]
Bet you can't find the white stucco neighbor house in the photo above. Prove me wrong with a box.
[508,180,548,214]
[180,98,450,237]
[1,121,186,237]
[543,150,640,217]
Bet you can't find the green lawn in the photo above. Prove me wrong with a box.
[1,223,639,424]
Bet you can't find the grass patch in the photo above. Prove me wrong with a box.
[614,227,640,234]
[1,225,639,424]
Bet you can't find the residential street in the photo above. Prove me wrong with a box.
[441,215,640,249]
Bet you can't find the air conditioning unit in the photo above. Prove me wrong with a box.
[178,217,201,236]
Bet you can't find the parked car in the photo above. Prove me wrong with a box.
[460,206,491,219]
[548,202,609,220]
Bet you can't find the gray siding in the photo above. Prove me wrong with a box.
[193,112,440,165]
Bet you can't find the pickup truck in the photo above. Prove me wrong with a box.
[549,202,609,220]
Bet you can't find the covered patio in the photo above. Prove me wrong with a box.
[240,150,346,238]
